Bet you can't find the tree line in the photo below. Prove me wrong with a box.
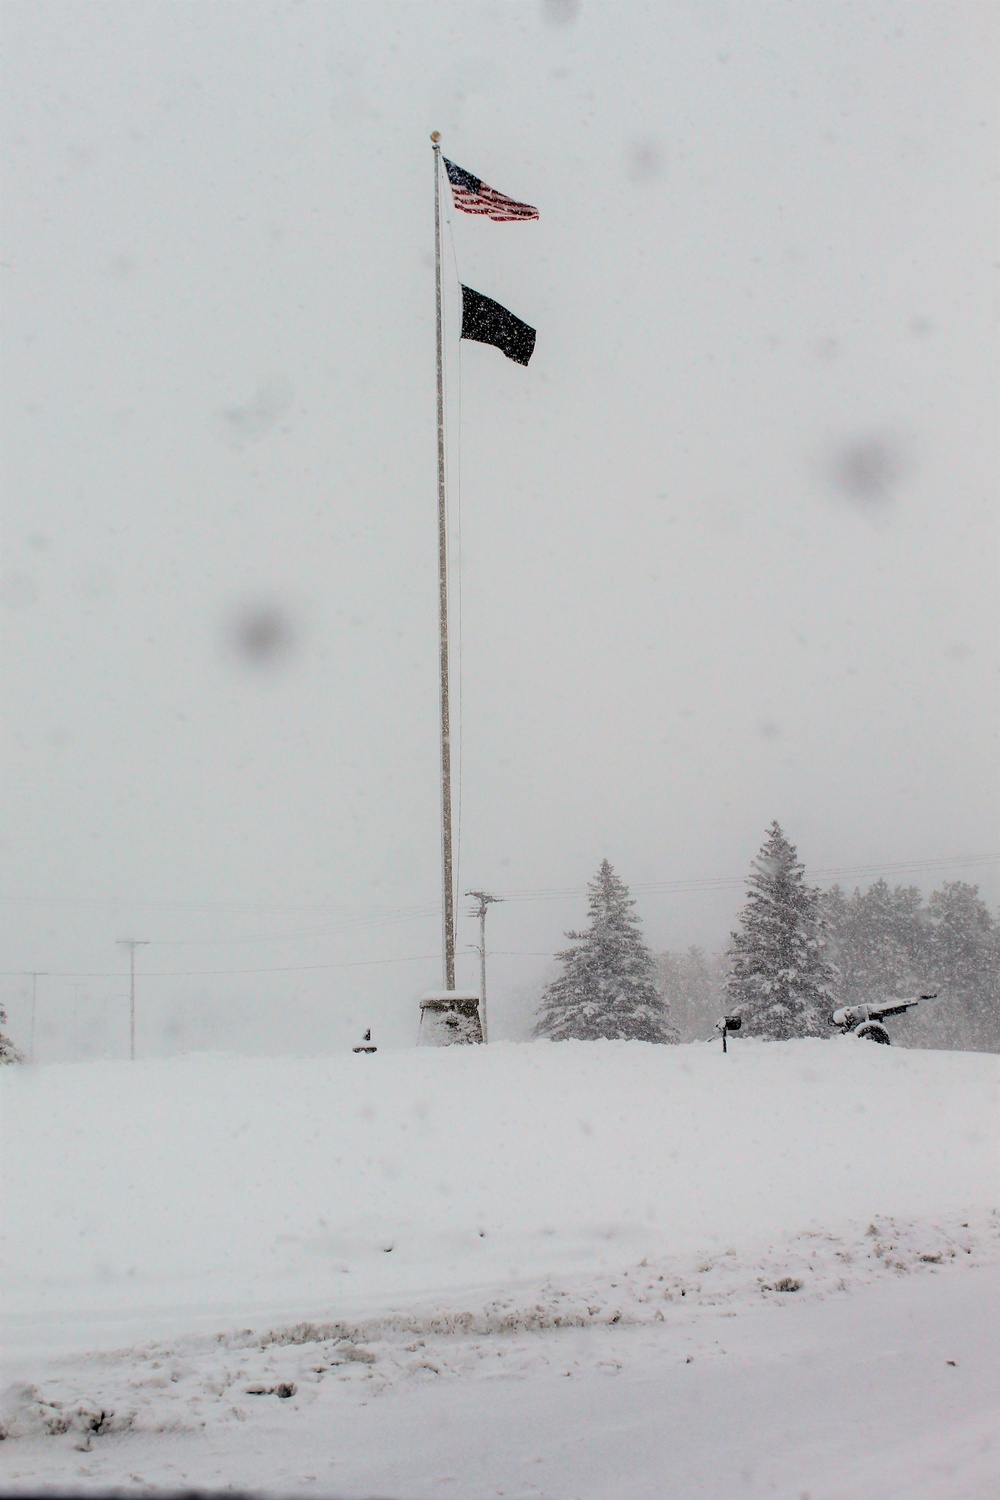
[534,823,1000,1052]
[2,822,994,1062]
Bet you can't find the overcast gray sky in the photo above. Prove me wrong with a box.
[2,0,997,1057]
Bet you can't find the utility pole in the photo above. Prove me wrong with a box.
[117,940,149,1061]
[25,972,47,1065]
[466,891,501,1043]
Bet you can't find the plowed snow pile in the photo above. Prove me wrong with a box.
[1,1039,997,1497]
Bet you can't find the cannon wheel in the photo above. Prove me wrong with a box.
[854,1020,891,1044]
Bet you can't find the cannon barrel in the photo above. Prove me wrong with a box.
[831,993,935,1028]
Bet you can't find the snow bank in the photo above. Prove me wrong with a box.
[2,1039,996,1357]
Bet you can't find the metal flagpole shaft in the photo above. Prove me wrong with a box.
[432,132,456,992]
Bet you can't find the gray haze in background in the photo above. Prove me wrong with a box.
[2,1,997,1058]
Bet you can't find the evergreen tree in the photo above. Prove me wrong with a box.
[657,946,726,1041]
[820,877,999,1052]
[821,879,927,1007]
[922,882,999,1052]
[534,860,675,1042]
[726,822,836,1039]
[0,1005,22,1064]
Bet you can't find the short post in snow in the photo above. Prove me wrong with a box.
[716,1014,742,1053]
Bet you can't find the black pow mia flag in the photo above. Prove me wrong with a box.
[460,285,536,366]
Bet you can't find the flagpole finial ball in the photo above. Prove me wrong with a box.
[430,131,441,143]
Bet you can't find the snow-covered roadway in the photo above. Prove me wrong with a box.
[2,1256,996,1499]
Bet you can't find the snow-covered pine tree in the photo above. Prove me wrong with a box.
[923,882,1000,1052]
[821,879,927,1008]
[657,946,726,1041]
[534,860,675,1042]
[726,822,836,1039]
[820,877,999,1051]
[0,1005,22,1064]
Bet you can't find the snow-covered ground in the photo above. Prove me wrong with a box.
[1,1039,997,1496]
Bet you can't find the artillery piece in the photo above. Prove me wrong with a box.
[830,992,937,1044]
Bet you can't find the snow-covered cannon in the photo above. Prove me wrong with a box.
[830,993,936,1044]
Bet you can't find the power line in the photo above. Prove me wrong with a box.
[2,852,994,922]
[144,907,442,947]
[496,853,1000,903]
[0,954,441,981]
[0,894,443,918]
[2,854,995,981]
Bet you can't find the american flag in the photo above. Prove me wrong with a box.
[443,157,539,222]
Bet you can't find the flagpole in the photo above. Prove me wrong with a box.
[431,132,456,992]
